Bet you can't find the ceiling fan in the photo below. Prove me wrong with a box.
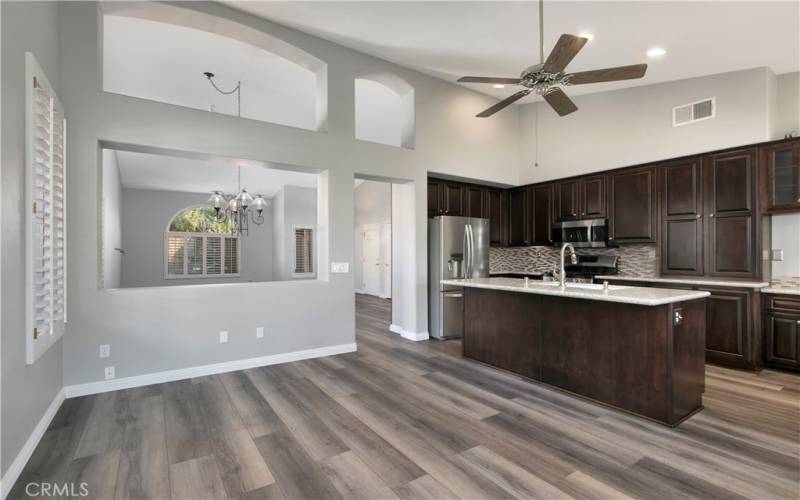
[458,0,648,118]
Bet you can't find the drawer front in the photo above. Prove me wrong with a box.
[766,296,800,313]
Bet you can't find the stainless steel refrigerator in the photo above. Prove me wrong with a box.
[429,216,490,340]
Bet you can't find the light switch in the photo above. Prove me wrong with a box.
[331,262,350,273]
[771,249,784,262]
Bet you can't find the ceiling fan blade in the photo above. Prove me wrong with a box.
[543,88,578,117]
[457,76,522,84]
[542,34,588,73]
[567,64,648,85]
[476,90,532,118]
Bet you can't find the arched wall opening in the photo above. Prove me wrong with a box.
[100,2,328,131]
[355,73,415,149]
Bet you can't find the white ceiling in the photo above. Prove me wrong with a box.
[112,150,317,197]
[225,1,800,103]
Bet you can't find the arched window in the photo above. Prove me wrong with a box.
[165,206,240,278]
[355,73,415,149]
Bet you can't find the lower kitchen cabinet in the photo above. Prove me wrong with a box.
[705,288,757,369]
[764,295,800,371]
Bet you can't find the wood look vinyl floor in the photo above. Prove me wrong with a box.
[9,294,800,499]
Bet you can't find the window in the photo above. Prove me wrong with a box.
[165,206,240,278]
[26,53,67,364]
[293,226,314,276]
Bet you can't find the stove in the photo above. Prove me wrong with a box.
[564,255,619,283]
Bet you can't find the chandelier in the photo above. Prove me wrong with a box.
[208,166,268,236]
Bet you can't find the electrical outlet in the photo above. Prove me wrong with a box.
[219,331,229,343]
[256,327,264,338]
[99,344,110,358]
[104,366,115,380]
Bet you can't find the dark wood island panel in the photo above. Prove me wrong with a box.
[463,288,706,426]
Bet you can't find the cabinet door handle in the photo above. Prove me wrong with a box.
[709,213,714,217]
[696,214,701,219]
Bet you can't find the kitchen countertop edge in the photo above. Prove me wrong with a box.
[596,275,770,289]
[442,278,710,306]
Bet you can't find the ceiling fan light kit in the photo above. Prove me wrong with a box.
[459,0,648,118]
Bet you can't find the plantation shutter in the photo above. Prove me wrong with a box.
[164,233,238,277]
[224,237,239,274]
[206,236,222,274]
[166,235,186,276]
[26,53,67,364]
[294,227,313,274]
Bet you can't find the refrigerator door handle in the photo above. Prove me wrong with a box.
[467,224,474,278]
[462,225,469,279]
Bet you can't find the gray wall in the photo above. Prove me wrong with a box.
[518,67,778,184]
[1,1,65,477]
[102,149,123,288]
[775,72,800,137]
[272,185,317,281]
[119,188,275,288]
[771,213,800,278]
[59,1,521,386]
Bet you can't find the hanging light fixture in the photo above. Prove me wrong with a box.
[208,166,268,236]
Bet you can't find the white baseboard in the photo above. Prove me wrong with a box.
[389,323,429,341]
[1,387,66,500]
[64,343,357,398]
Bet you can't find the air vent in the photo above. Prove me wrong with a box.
[673,97,715,127]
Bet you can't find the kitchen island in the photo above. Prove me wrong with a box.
[441,277,710,426]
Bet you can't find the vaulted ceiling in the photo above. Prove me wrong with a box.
[225,1,800,103]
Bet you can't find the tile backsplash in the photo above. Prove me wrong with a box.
[490,244,659,277]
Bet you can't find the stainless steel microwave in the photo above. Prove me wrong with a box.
[552,219,609,248]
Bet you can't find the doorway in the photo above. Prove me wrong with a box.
[354,180,392,299]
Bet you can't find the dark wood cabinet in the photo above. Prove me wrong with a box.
[530,184,554,245]
[507,188,528,246]
[484,188,507,246]
[607,166,657,243]
[555,180,579,221]
[442,183,465,216]
[705,288,752,368]
[661,157,704,275]
[579,175,606,218]
[764,296,800,371]
[465,185,484,218]
[427,179,443,217]
[704,149,758,278]
[761,140,800,213]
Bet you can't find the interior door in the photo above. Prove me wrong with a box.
[361,225,381,295]
[381,223,392,298]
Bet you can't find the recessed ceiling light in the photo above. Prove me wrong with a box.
[647,47,667,58]
[578,33,594,41]
[493,84,505,89]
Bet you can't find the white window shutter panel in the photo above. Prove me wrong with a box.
[26,53,67,364]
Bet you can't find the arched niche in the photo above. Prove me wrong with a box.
[355,73,415,149]
[100,2,328,132]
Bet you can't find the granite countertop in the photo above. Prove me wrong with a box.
[596,275,770,289]
[441,277,710,306]
[761,286,800,296]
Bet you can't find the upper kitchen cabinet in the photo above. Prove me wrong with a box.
[484,188,507,246]
[427,179,465,217]
[555,180,579,221]
[530,184,554,245]
[761,140,800,213]
[661,157,704,275]
[428,179,443,217]
[607,166,657,244]
[704,148,758,278]
[465,185,484,218]
[507,188,529,246]
[555,176,606,221]
[579,175,606,218]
